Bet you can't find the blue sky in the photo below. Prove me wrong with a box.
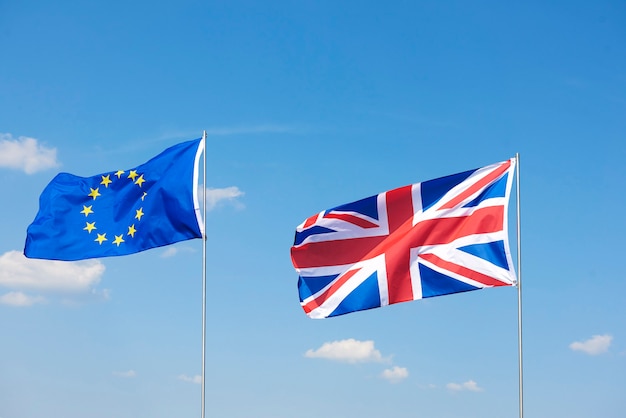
[1,1,625,417]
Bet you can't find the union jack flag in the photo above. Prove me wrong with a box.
[290,159,517,319]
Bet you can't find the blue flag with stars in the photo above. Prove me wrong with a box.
[24,138,204,261]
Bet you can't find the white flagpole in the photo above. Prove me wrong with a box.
[201,130,207,418]
[515,153,524,418]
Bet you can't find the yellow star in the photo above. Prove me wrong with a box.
[95,233,107,244]
[128,170,139,181]
[83,222,97,233]
[127,224,137,238]
[141,192,148,201]
[100,174,112,188]
[112,234,125,247]
[115,170,125,178]
[88,187,101,200]
[135,207,144,221]
[80,205,94,217]
[134,174,145,187]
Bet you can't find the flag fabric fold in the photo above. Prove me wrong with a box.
[25,138,204,261]
[290,159,517,319]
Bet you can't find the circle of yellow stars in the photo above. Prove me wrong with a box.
[80,169,149,248]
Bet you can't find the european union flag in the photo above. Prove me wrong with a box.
[24,138,204,261]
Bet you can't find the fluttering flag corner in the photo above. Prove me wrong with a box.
[24,138,205,261]
[290,158,517,319]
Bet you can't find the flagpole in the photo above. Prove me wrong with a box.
[515,153,524,418]
[201,130,207,418]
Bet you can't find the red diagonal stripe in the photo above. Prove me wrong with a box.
[302,213,319,229]
[324,213,379,229]
[440,160,510,209]
[419,253,510,287]
[301,268,360,313]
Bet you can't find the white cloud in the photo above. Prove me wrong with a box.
[161,247,178,258]
[0,251,106,306]
[446,380,483,392]
[160,246,195,258]
[199,186,245,211]
[113,370,137,378]
[0,133,60,174]
[178,374,202,384]
[570,334,613,355]
[0,291,45,307]
[381,366,409,383]
[305,338,388,364]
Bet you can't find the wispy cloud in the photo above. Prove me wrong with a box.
[446,380,483,392]
[305,339,389,364]
[199,186,245,211]
[88,124,300,157]
[0,291,45,307]
[161,247,179,258]
[160,246,196,258]
[178,374,202,384]
[570,334,613,355]
[381,366,409,383]
[113,370,137,378]
[204,124,297,136]
[0,250,107,306]
[0,133,60,174]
